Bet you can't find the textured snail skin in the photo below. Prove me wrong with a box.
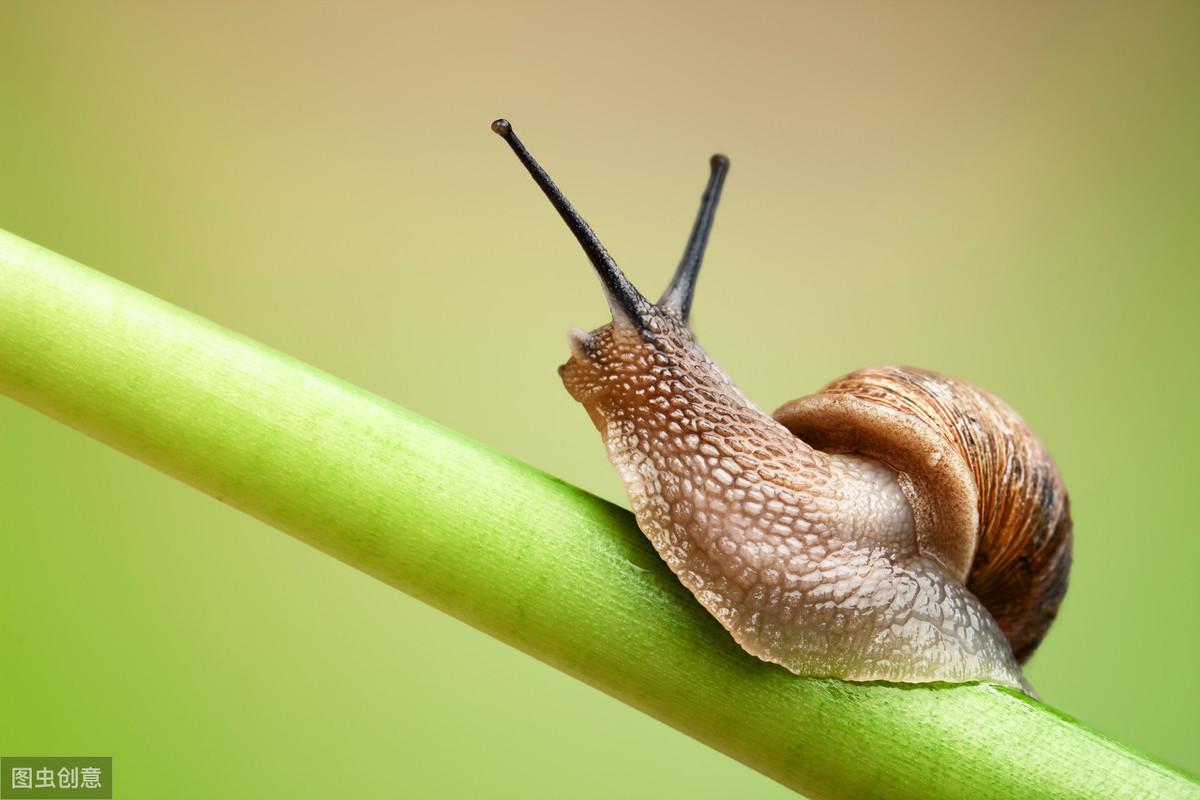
[561,309,1027,691]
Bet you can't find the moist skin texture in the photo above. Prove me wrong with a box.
[561,310,1025,690]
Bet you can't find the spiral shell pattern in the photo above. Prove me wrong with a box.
[775,366,1072,662]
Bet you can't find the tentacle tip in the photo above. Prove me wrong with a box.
[491,118,512,138]
[566,327,595,360]
[710,153,730,170]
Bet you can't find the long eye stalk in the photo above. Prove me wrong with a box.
[659,154,730,323]
[491,119,648,325]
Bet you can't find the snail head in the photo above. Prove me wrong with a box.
[490,118,731,429]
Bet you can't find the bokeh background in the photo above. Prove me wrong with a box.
[1,2,1197,797]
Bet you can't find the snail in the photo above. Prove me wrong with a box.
[491,119,1071,694]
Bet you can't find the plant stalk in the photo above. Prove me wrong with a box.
[0,227,1195,800]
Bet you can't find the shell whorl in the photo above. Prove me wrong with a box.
[774,366,1072,662]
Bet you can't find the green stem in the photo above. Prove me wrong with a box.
[0,227,1194,800]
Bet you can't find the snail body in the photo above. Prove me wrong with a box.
[492,119,1071,693]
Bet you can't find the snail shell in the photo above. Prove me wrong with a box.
[775,366,1072,662]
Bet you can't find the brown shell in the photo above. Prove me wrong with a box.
[773,366,1072,663]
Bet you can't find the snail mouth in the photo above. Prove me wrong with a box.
[558,360,612,432]
[559,330,615,419]
[558,356,610,403]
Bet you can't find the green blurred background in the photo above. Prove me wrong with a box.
[1,2,1197,797]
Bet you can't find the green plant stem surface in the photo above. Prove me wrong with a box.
[0,227,1195,800]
